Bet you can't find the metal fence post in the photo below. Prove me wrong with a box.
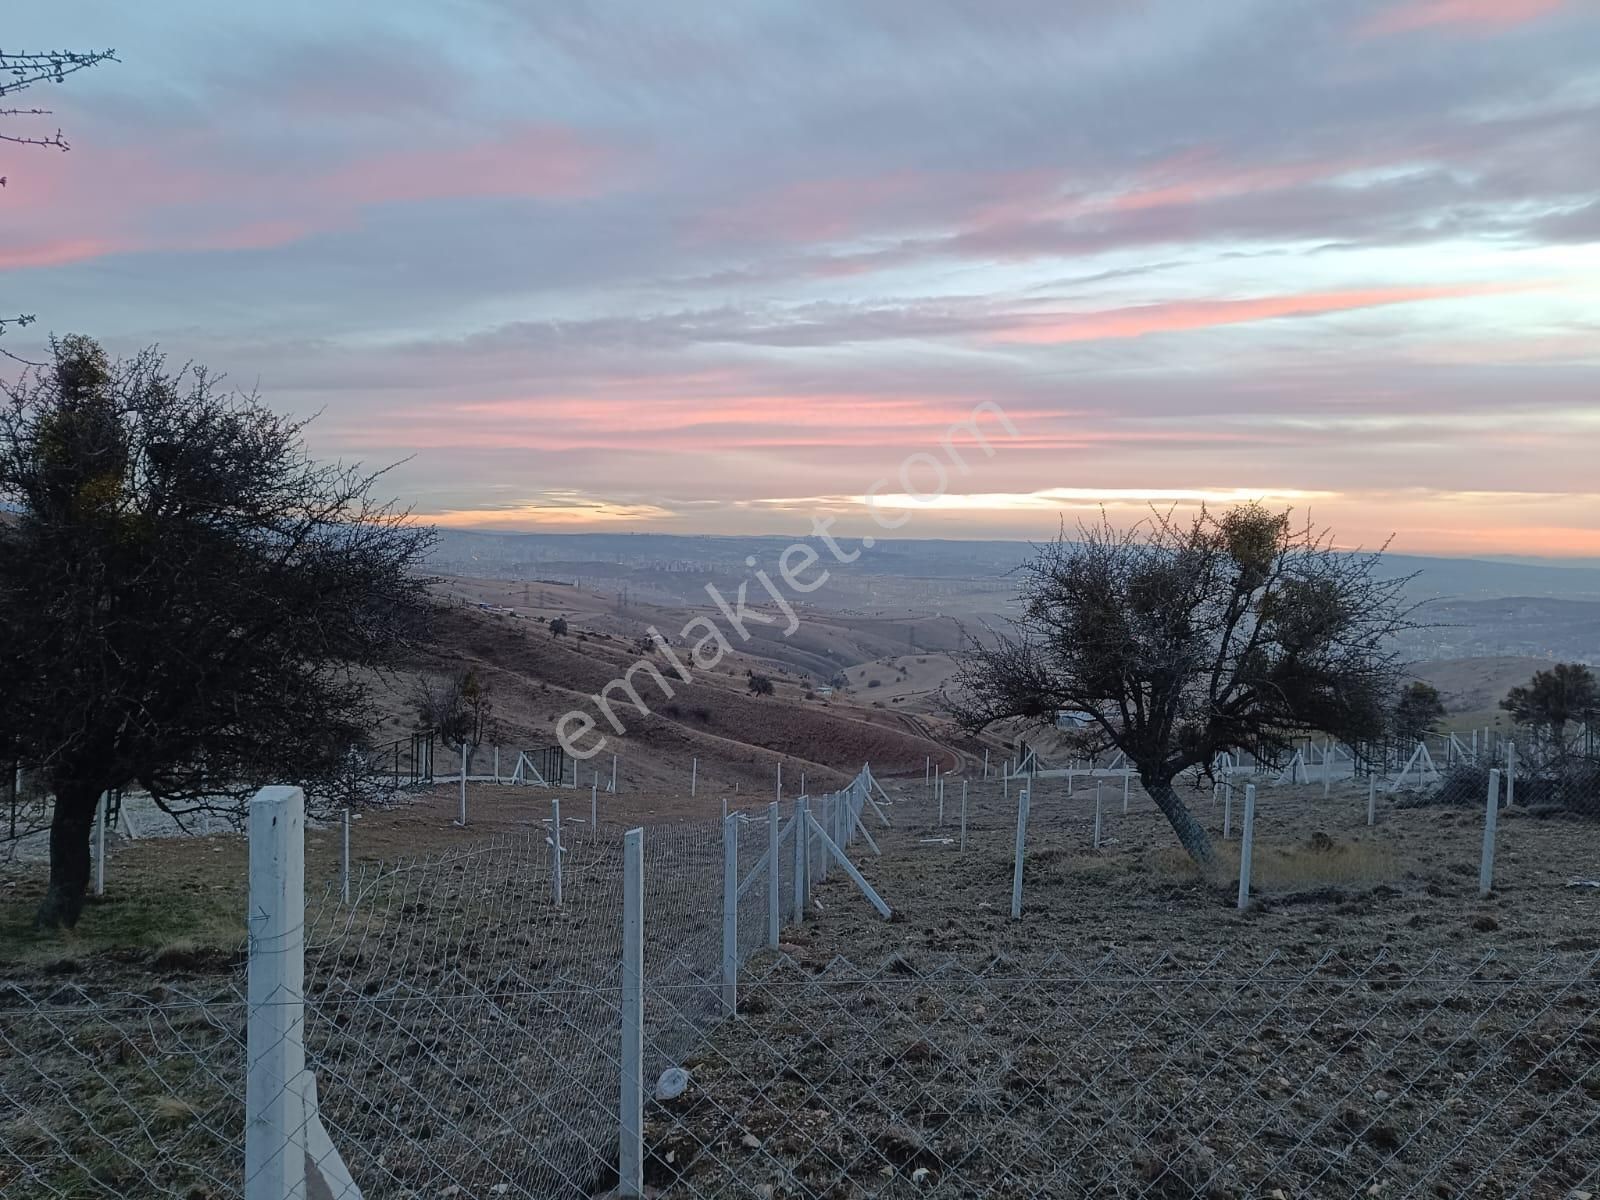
[341,808,351,905]
[1223,782,1233,840]
[767,801,780,947]
[610,753,618,793]
[1367,775,1376,827]
[1122,769,1130,814]
[618,827,644,1198]
[722,812,738,1016]
[1505,742,1517,809]
[691,756,697,797]
[551,797,563,907]
[1011,788,1029,919]
[1480,768,1501,898]
[246,786,309,1200]
[1093,786,1103,849]
[458,741,468,826]
[1237,783,1257,910]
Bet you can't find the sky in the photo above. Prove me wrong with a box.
[4,0,1599,557]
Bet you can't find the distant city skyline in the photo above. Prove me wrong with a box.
[5,1,1598,556]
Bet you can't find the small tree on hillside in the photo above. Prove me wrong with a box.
[748,674,775,697]
[1392,681,1447,742]
[0,337,436,928]
[945,505,1411,864]
[1501,663,1599,747]
[550,616,569,637]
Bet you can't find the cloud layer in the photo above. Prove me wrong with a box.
[3,0,1598,555]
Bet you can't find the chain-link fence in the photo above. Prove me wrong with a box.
[5,766,1600,1199]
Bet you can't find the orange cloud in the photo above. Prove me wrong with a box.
[988,282,1539,345]
[1360,0,1567,36]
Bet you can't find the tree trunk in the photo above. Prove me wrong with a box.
[1143,775,1215,865]
[35,784,100,930]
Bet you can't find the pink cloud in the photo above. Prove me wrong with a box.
[0,122,616,273]
[988,283,1536,344]
[1359,0,1568,36]
[317,124,616,206]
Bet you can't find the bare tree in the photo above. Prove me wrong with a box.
[1,48,117,359]
[0,336,437,928]
[410,667,496,750]
[945,505,1412,864]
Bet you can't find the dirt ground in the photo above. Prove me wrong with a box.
[640,774,1600,1200]
[4,773,1599,1199]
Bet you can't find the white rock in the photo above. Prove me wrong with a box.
[655,1067,691,1101]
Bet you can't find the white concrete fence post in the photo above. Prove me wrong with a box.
[722,811,738,1017]
[94,791,107,898]
[767,801,781,948]
[619,827,644,1198]
[1480,768,1502,898]
[1011,788,1030,920]
[793,796,807,923]
[551,797,563,907]
[1236,783,1257,911]
[245,785,361,1200]
[960,780,968,852]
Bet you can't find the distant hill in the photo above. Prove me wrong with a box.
[431,530,1600,603]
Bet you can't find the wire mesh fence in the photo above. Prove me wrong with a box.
[5,766,1600,1199]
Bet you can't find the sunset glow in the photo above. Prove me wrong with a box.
[4,1,1598,557]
